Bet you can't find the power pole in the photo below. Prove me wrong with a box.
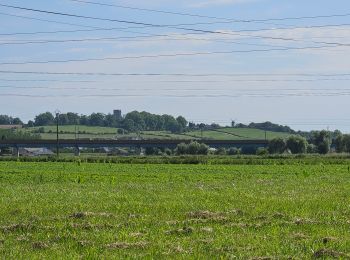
[55,110,60,157]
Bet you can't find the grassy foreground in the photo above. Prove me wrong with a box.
[0,162,349,258]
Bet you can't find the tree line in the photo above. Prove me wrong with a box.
[0,115,23,125]
[26,111,188,133]
[268,130,335,154]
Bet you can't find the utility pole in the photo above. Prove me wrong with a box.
[55,110,60,157]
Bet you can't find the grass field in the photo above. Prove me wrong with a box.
[183,128,291,140]
[0,161,349,258]
[20,125,292,140]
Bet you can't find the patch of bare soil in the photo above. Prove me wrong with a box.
[165,226,193,235]
[32,241,48,250]
[313,249,349,258]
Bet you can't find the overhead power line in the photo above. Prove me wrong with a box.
[0,3,279,29]
[0,11,103,29]
[2,85,350,92]
[0,78,96,83]
[0,45,347,66]
[2,92,350,98]
[1,4,349,50]
[69,0,350,23]
[3,78,350,83]
[1,70,350,77]
[2,23,350,47]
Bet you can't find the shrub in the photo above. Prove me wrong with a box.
[286,135,308,154]
[307,144,318,154]
[311,130,331,154]
[164,148,172,156]
[228,147,241,155]
[176,143,188,155]
[256,147,269,156]
[268,138,286,154]
[198,143,209,155]
[215,147,227,155]
[187,142,201,155]
[175,142,209,155]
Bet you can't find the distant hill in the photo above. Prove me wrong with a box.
[20,125,292,140]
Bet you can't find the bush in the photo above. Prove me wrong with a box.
[187,142,201,155]
[164,148,172,156]
[307,144,318,154]
[145,147,158,156]
[268,138,286,154]
[228,147,241,155]
[176,143,188,155]
[311,130,331,154]
[175,142,209,155]
[37,127,45,133]
[317,141,330,154]
[286,136,307,154]
[256,147,269,156]
[215,147,226,155]
[241,146,257,155]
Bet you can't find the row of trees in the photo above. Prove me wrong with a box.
[334,132,350,153]
[29,111,188,133]
[232,121,296,134]
[0,115,23,125]
[268,130,332,154]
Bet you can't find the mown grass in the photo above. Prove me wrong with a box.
[0,161,349,258]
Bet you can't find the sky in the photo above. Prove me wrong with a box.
[1,0,350,131]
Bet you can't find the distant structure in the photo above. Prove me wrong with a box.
[113,110,122,120]
[17,148,54,157]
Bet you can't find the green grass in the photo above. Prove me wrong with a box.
[185,127,291,140]
[20,125,292,141]
[0,161,349,258]
[24,125,118,134]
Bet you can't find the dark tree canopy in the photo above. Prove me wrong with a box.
[0,115,23,125]
[34,112,55,126]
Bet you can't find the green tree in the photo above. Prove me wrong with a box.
[34,112,55,126]
[228,147,241,155]
[176,116,188,129]
[333,130,344,153]
[176,143,188,155]
[0,115,12,124]
[342,134,350,153]
[286,135,308,154]
[198,143,209,155]
[187,141,201,155]
[66,112,80,125]
[268,138,286,154]
[89,113,105,126]
[256,147,269,156]
[311,130,330,154]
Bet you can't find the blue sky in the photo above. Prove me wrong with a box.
[1,0,350,131]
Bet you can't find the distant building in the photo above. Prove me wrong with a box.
[113,110,122,120]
